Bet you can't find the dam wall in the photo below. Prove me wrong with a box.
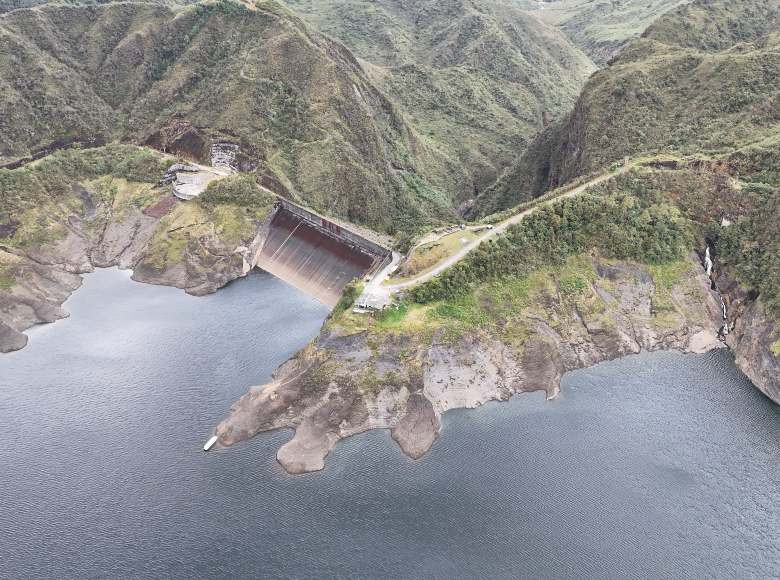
[275,198,391,261]
[254,200,391,308]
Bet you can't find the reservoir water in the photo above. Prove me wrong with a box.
[1,268,778,579]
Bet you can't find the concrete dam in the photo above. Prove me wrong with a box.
[253,198,391,308]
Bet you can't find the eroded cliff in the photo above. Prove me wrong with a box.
[216,253,727,474]
[0,146,271,352]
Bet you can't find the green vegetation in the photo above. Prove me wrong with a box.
[480,0,780,213]
[0,145,170,224]
[327,183,697,348]
[0,145,173,254]
[427,295,488,326]
[558,274,588,297]
[375,302,409,329]
[0,255,18,290]
[139,198,259,271]
[409,192,691,303]
[460,0,780,331]
[648,260,692,291]
[0,0,475,233]
[647,260,696,327]
[528,0,689,64]
[285,0,595,203]
[332,248,701,356]
[771,339,780,357]
[393,230,478,280]
[0,143,264,279]
[1,0,776,343]
[200,174,275,219]
[332,279,364,317]
[710,182,780,316]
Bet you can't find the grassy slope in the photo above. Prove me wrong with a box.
[0,0,462,234]
[393,230,480,280]
[408,189,693,303]
[476,0,780,213]
[284,0,596,201]
[528,0,690,65]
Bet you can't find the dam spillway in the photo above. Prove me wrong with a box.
[254,199,391,308]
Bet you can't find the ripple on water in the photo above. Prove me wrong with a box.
[0,268,778,579]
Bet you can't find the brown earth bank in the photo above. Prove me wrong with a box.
[213,252,780,475]
[0,185,269,353]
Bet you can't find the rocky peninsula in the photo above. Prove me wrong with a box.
[215,253,738,474]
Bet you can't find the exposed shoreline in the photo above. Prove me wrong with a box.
[0,186,269,354]
[213,252,779,475]
[2,197,777,476]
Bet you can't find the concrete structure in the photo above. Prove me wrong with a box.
[163,142,238,201]
[354,251,402,311]
[275,197,391,262]
[163,162,231,201]
[253,198,393,308]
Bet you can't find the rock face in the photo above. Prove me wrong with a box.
[216,254,728,474]
[717,272,780,403]
[0,259,83,353]
[0,190,269,353]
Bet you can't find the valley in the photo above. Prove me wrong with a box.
[0,0,778,480]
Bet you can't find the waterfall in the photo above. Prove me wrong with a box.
[703,245,729,336]
[720,296,730,335]
[704,246,713,277]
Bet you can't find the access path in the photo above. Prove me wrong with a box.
[357,166,627,309]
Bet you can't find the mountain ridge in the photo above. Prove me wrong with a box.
[474,0,780,214]
[283,0,596,202]
[0,0,466,233]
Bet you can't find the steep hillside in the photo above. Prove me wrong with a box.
[0,144,279,351]
[284,0,596,200]
[0,0,462,234]
[528,0,690,65]
[477,0,780,212]
[0,0,42,12]
[463,0,780,401]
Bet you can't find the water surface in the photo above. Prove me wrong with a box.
[1,268,778,579]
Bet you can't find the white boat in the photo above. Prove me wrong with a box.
[203,435,218,452]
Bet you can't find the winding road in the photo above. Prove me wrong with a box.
[356,166,627,309]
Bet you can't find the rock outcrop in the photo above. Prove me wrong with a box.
[0,187,270,353]
[716,271,780,403]
[216,253,728,474]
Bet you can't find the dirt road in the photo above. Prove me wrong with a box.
[384,168,624,291]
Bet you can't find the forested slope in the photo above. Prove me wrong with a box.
[285,0,596,201]
[0,0,463,233]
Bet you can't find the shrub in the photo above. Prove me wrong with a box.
[0,145,169,222]
[332,279,364,316]
[200,174,274,210]
[409,192,692,303]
